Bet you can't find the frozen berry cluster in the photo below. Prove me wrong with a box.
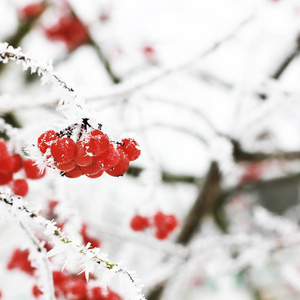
[0,139,45,197]
[7,249,122,299]
[130,211,178,240]
[37,119,141,179]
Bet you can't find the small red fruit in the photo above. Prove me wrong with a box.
[23,159,45,179]
[96,144,120,170]
[74,141,94,166]
[55,160,76,172]
[37,130,58,154]
[0,154,14,173]
[0,172,13,185]
[7,249,36,275]
[85,169,104,178]
[10,179,29,197]
[64,165,82,178]
[117,138,141,161]
[130,215,149,231]
[12,154,23,173]
[105,149,129,177]
[20,3,45,20]
[83,129,110,156]
[0,139,9,158]
[80,162,101,176]
[32,285,43,298]
[51,137,76,164]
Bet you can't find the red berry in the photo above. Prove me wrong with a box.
[80,162,101,175]
[105,149,129,177]
[85,169,104,178]
[10,179,29,197]
[12,154,23,173]
[23,159,46,179]
[0,172,13,185]
[153,212,178,240]
[37,130,58,154]
[82,130,110,156]
[51,137,76,164]
[55,160,76,172]
[32,285,43,298]
[117,138,141,161]
[7,249,36,275]
[20,3,45,20]
[130,215,149,231]
[96,144,120,170]
[44,15,89,51]
[0,154,14,173]
[67,278,87,299]
[0,289,2,298]
[74,141,94,166]
[0,139,9,158]
[64,165,82,178]
[81,223,101,248]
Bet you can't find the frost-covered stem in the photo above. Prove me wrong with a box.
[19,221,56,300]
[0,193,145,300]
[86,16,253,101]
[0,51,73,93]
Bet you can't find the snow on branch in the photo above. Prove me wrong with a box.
[0,192,146,300]
[86,15,253,102]
[0,43,83,109]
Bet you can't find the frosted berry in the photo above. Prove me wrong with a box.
[130,215,149,231]
[37,130,58,154]
[51,137,76,163]
[117,138,141,161]
[153,212,178,240]
[0,139,9,158]
[32,285,43,298]
[0,154,14,173]
[44,15,89,51]
[105,149,129,177]
[12,154,23,173]
[55,160,76,172]
[7,249,36,275]
[96,144,120,170]
[10,179,29,197]
[85,169,104,178]
[23,159,45,179]
[64,165,82,178]
[0,172,13,185]
[74,141,94,166]
[80,162,101,176]
[83,129,110,156]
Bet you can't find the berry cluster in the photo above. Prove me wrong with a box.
[37,119,141,178]
[0,139,45,197]
[7,250,122,299]
[43,14,89,51]
[130,211,178,240]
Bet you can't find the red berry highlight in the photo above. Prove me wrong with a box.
[105,149,129,177]
[74,141,94,166]
[117,138,141,161]
[23,159,45,180]
[96,144,120,170]
[83,129,110,156]
[51,137,76,164]
[37,130,58,154]
[10,179,29,197]
[130,215,149,231]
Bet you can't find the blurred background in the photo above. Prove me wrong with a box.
[1,0,300,299]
